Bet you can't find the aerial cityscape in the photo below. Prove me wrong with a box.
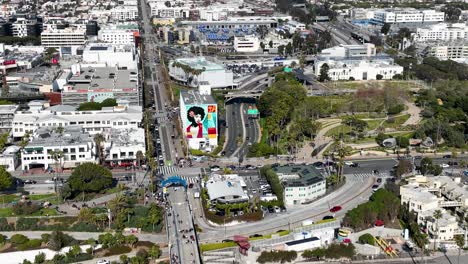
[0,0,467,263]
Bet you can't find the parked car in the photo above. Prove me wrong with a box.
[349,163,359,168]
[443,154,452,159]
[440,163,450,168]
[96,260,110,264]
[322,215,334,220]
[376,178,382,183]
[274,206,281,213]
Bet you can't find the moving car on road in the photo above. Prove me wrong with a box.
[330,206,342,213]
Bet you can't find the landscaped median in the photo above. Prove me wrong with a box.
[199,230,291,253]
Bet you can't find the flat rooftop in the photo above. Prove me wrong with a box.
[272,165,325,187]
[66,66,138,92]
[173,57,225,71]
[180,90,216,105]
[25,125,92,148]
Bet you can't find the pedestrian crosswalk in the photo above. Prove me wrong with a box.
[157,166,178,176]
[180,175,198,184]
[352,172,390,181]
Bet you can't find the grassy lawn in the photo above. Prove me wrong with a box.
[366,119,382,130]
[0,207,59,217]
[325,124,352,137]
[352,112,387,119]
[0,194,56,204]
[383,114,410,129]
[200,241,237,252]
[29,194,56,201]
[0,194,18,204]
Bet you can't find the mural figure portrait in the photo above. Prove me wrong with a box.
[187,106,205,138]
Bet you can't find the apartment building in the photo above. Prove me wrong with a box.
[400,176,467,243]
[423,40,468,61]
[98,24,139,45]
[21,126,96,171]
[149,2,190,19]
[104,128,145,166]
[111,5,139,21]
[414,23,468,42]
[12,17,40,37]
[12,101,142,139]
[0,104,19,132]
[233,35,260,52]
[273,165,326,206]
[41,28,86,55]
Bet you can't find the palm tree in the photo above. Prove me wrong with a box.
[454,234,465,264]
[433,209,442,251]
[136,150,144,167]
[108,195,128,219]
[50,150,64,174]
[94,134,105,165]
[335,139,350,183]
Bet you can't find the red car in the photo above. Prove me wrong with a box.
[330,206,342,213]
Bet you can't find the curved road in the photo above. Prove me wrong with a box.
[196,174,375,243]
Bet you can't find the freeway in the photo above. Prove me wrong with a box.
[236,104,261,161]
[224,103,244,157]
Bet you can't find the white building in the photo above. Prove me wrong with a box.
[149,2,190,18]
[319,43,377,58]
[272,165,326,206]
[423,40,468,61]
[41,28,87,55]
[111,5,139,21]
[12,17,38,38]
[169,57,235,89]
[12,101,142,139]
[21,126,96,171]
[104,128,145,166]
[0,146,20,172]
[98,24,139,45]
[0,104,19,132]
[413,23,468,42]
[82,44,139,70]
[284,20,306,33]
[400,176,467,243]
[351,8,444,24]
[233,35,260,53]
[205,174,249,204]
[315,58,403,81]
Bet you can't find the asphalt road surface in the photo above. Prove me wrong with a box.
[224,103,244,157]
[236,103,261,161]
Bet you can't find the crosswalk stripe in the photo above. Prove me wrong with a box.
[157,166,178,176]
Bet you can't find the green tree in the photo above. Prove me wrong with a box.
[10,234,29,245]
[148,245,161,260]
[0,166,13,190]
[48,231,68,251]
[22,260,32,264]
[34,252,45,264]
[454,234,465,264]
[302,248,326,260]
[381,23,391,34]
[0,132,9,149]
[260,42,265,50]
[420,157,434,175]
[86,238,96,255]
[278,45,285,56]
[126,235,139,248]
[66,163,112,198]
[78,102,102,111]
[318,63,330,82]
[268,40,273,48]
[395,159,412,178]
[100,98,118,108]
[120,255,129,264]
[136,150,144,167]
[358,233,375,245]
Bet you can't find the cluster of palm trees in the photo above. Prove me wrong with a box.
[171,61,206,84]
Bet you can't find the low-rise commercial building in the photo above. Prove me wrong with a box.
[12,101,142,139]
[60,64,140,107]
[12,16,40,38]
[272,165,326,206]
[205,174,249,204]
[104,128,145,166]
[82,44,139,70]
[351,8,444,24]
[169,57,235,89]
[0,104,19,132]
[319,44,377,58]
[21,126,96,171]
[314,57,403,81]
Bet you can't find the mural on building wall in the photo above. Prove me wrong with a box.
[186,105,217,139]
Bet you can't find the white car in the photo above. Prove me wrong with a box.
[96,260,110,264]
[344,161,355,166]
[44,179,55,184]
[440,163,450,168]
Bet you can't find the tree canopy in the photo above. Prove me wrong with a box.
[0,166,13,191]
[78,98,118,111]
[66,163,112,197]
